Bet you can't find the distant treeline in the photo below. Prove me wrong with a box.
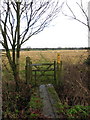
[1,47,90,51]
[20,47,90,51]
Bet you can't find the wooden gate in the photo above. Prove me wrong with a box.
[25,55,63,86]
[25,57,56,85]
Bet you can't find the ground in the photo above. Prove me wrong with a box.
[2,49,90,119]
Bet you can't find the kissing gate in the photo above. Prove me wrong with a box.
[25,55,62,85]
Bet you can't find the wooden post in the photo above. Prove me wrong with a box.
[30,58,32,84]
[54,61,56,84]
[57,53,60,64]
[57,53,63,86]
[25,57,32,84]
[35,71,37,86]
[88,1,90,90]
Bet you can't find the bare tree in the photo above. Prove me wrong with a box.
[62,0,90,90]
[0,0,63,90]
[62,0,90,30]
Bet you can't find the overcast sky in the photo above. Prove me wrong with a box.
[22,15,88,48]
[22,0,89,48]
[0,0,89,49]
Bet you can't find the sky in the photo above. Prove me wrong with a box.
[22,0,89,48]
[0,0,89,49]
[22,16,88,48]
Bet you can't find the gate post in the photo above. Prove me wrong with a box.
[54,61,56,84]
[57,53,63,86]
[30,58,32,84]
[25,57,32,84]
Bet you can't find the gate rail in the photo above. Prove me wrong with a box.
[25,55,63,86]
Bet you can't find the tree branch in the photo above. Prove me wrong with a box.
[62,1,89,28]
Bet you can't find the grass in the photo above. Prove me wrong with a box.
[55,104,90,119]
[28,87,44,119]
[2,49,88,82]
[2,49,90,119]
[2,81,31,119]
[66,105,90,119]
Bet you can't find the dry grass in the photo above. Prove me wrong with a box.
[2,49,88,75]
[2,49,88,66]
[2,49,88,83]
[2,50,90,105]
[19,49,88,67]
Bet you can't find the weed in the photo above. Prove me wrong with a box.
[29,87,43,118]
[66,105,90,119]
[2,50,90,119]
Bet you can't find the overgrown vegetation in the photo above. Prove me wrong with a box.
[28,87,44,119]
[0,0,62,91]
[56,104,90,119]
[2,50,90,119]
[84,55,90,65]
[3,81,31,119]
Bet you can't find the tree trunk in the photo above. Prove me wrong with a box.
[13,67,20,91]
[6,50,20,91]
[16,1,20,83]
[87,50,90,90]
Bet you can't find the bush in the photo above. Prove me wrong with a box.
[84,56,90,65]
[3,82,31,119]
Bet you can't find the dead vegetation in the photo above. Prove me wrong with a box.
[2,50,90,119]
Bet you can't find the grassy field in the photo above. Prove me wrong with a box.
[2,49,89,100]
[2,49,88,69]
[2,49,90,119]
[2,49,88,82]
